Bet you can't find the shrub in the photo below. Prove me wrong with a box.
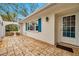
[5,32,14,36]
[16,32,20,35]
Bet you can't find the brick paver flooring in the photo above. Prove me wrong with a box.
[0,35,74,56]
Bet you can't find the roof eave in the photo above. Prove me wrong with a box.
[19,3,56,23]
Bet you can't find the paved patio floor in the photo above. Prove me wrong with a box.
[0,35,75,56]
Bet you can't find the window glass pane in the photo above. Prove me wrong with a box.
[63,17,67,22]
[63,17,67,26]
[28,23,29,30]
[26,21,39,31]
[67,27,71,32]
[29,23,35,30]
[71,22,75,26]
[26,23,27,31]
[63,15,75,38]
[66,16,70,26]
[63,31,67,37]
[36,26,38,30]
[71,27,75,32]
[67,16,70,22]
[67,22,70,26]
[63,22,67,26]
[36,21,38,31]
[71,32,75,38]
[71,15,75,22]
[71,15,75,27]
[63,26,67,31]
[67,31,71,37]
[29,23,31,30]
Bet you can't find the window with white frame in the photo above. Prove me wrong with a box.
[27,23,30,30]
[35,20,38,31]
[26,20,38,31]
[63,15,75,38]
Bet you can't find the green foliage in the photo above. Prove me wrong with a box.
[28,3,39,13]
[0,3,45,21]
[5,24,18,32]
[0,3,29,21]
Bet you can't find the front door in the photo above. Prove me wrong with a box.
[60,14,78,46]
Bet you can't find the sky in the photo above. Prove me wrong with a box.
[17,3,45,19]
[0,3,45,20]
[24,3,45,14]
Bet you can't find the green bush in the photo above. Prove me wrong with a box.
[5,24,18,32]
[16,32,20,35]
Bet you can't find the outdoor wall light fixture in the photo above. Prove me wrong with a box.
[46,17,49,22]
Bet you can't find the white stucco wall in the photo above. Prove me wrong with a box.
[0,16,19,38]
[20,4,79,46]
[0,23,4,37]
[55,11,79,46]
[0,16,5,38]
[22,13,55,45]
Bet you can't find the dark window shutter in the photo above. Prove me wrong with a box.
[38,18,42,32]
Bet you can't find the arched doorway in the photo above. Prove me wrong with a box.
[5,24,19,36]
[5,24,20,36]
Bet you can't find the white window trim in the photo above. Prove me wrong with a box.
[61,14,76,38]
[26,20,39,32]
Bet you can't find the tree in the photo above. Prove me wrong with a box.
[28,3,39,13]
[0,3,17,21]
[0,3,45,21]
[5,24,18,32]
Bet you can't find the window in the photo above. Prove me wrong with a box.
[28,23,29,30]
[63,15,75,38]
[29,22,33,31]
[25,23,28,31]
[35,21,38,31]
[25,18,42,32]
[26,20,39,31]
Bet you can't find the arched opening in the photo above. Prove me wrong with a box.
[5,24,20,36]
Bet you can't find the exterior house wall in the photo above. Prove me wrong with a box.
[20,4,79,46]
[23,13,55,45]
[55,8,79,46]
[22,23,26,35]
[0,23,4,37]
[0,16,5,38]
[0,17,19,38]
[19,23,24,34]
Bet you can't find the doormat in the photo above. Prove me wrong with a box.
[56,45,73,53]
